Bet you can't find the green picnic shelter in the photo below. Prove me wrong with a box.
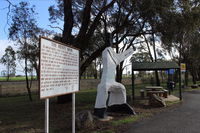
[131,62,182,101]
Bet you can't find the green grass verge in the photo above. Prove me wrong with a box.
[0,76,37,81]
[91,130,115,133]
[166,100,181,106]
[0,81,191,133]
[111,113,152,126]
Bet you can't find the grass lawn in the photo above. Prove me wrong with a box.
[0,83,186,133]
[0,76,37,81]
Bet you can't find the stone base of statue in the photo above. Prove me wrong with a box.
[94,103,136,119]
[107,103,136,115]
[93,108,107,119]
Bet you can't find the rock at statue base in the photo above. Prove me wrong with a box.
[149,94,166,107]
[107,103,136,115]
[76,110,94,130]
[97,116,113,122]
[94,108,107,119]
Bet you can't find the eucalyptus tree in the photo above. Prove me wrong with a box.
[0,46,16,81]
[48,0,148,102]
[48,0,180,102]
[156,0,200,84]
[8,2,42,101]
[48,0,152,76]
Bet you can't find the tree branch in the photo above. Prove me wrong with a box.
[48,25,63,32]
[86,0,117,40]
[77,0,93,40]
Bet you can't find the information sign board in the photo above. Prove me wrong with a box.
[39,37,79,99]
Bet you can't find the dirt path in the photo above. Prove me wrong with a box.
[124,90,200,133]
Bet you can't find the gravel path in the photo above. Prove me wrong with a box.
[124,90,200,133]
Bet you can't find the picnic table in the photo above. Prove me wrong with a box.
[145,86,163,91]
[140,86,168,98]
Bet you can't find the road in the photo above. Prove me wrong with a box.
[124,90,200,133]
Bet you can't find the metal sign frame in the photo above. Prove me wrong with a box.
[39,37,80,133]
[39,36,80,99]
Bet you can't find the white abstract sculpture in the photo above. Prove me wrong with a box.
[94,45,134,118]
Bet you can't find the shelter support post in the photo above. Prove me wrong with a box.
[167,70,171,95]
[179,69,182,100]
[132,64,135,102]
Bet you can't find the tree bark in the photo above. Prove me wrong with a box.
[116,62,124,83]
[25,58,32,101]
[7,63,10,81]
[185,68,189,86]
[62,0,73,44]
[57,0,74,104]
[80,45,107,75]
[152,33,160,86]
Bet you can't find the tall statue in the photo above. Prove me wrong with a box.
[94,33,135,119]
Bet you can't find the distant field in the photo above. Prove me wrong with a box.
[0,76,37,81]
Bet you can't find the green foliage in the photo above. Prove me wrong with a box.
[8,2,52,79]
[130,52,152,63]
[8,1,40,74]
[8,2,39,41]
[0,46,16,81]
[0,76,37,81]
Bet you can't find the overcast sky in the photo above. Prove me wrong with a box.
[0,0,61,76]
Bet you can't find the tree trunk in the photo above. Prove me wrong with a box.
[94,60,98,79]
[57,94,72,104]
[192,72,197,84]
[57,0,74,104]
[7,64,10,81]
[116,62,123,83]
[99,63,102,79]
[185,69,188,86]
[152,33,160,86]
[155,70,160,86]
[25,58,32,101]
[62,0,73,44]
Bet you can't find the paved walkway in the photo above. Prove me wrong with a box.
[125,90,200,133]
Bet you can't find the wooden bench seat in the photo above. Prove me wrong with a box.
[147,89,168,98]
[140,88,168,98]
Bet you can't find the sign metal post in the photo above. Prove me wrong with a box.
[39,37,80,133]
[45,98,49,133]
[72,93,75,133]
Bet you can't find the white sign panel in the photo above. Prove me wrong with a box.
[40,37,79,99]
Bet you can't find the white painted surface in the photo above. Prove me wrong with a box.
[40,38,79,99]
[95,47,134,108]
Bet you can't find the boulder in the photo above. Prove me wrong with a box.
[149,94,166,107]
[107,103,136,115]
[75,110,94,130]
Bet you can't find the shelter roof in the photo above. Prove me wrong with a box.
[132,62,179,71]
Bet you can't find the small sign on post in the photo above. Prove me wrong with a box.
[180,63,186,72]
[39,37,80,133]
